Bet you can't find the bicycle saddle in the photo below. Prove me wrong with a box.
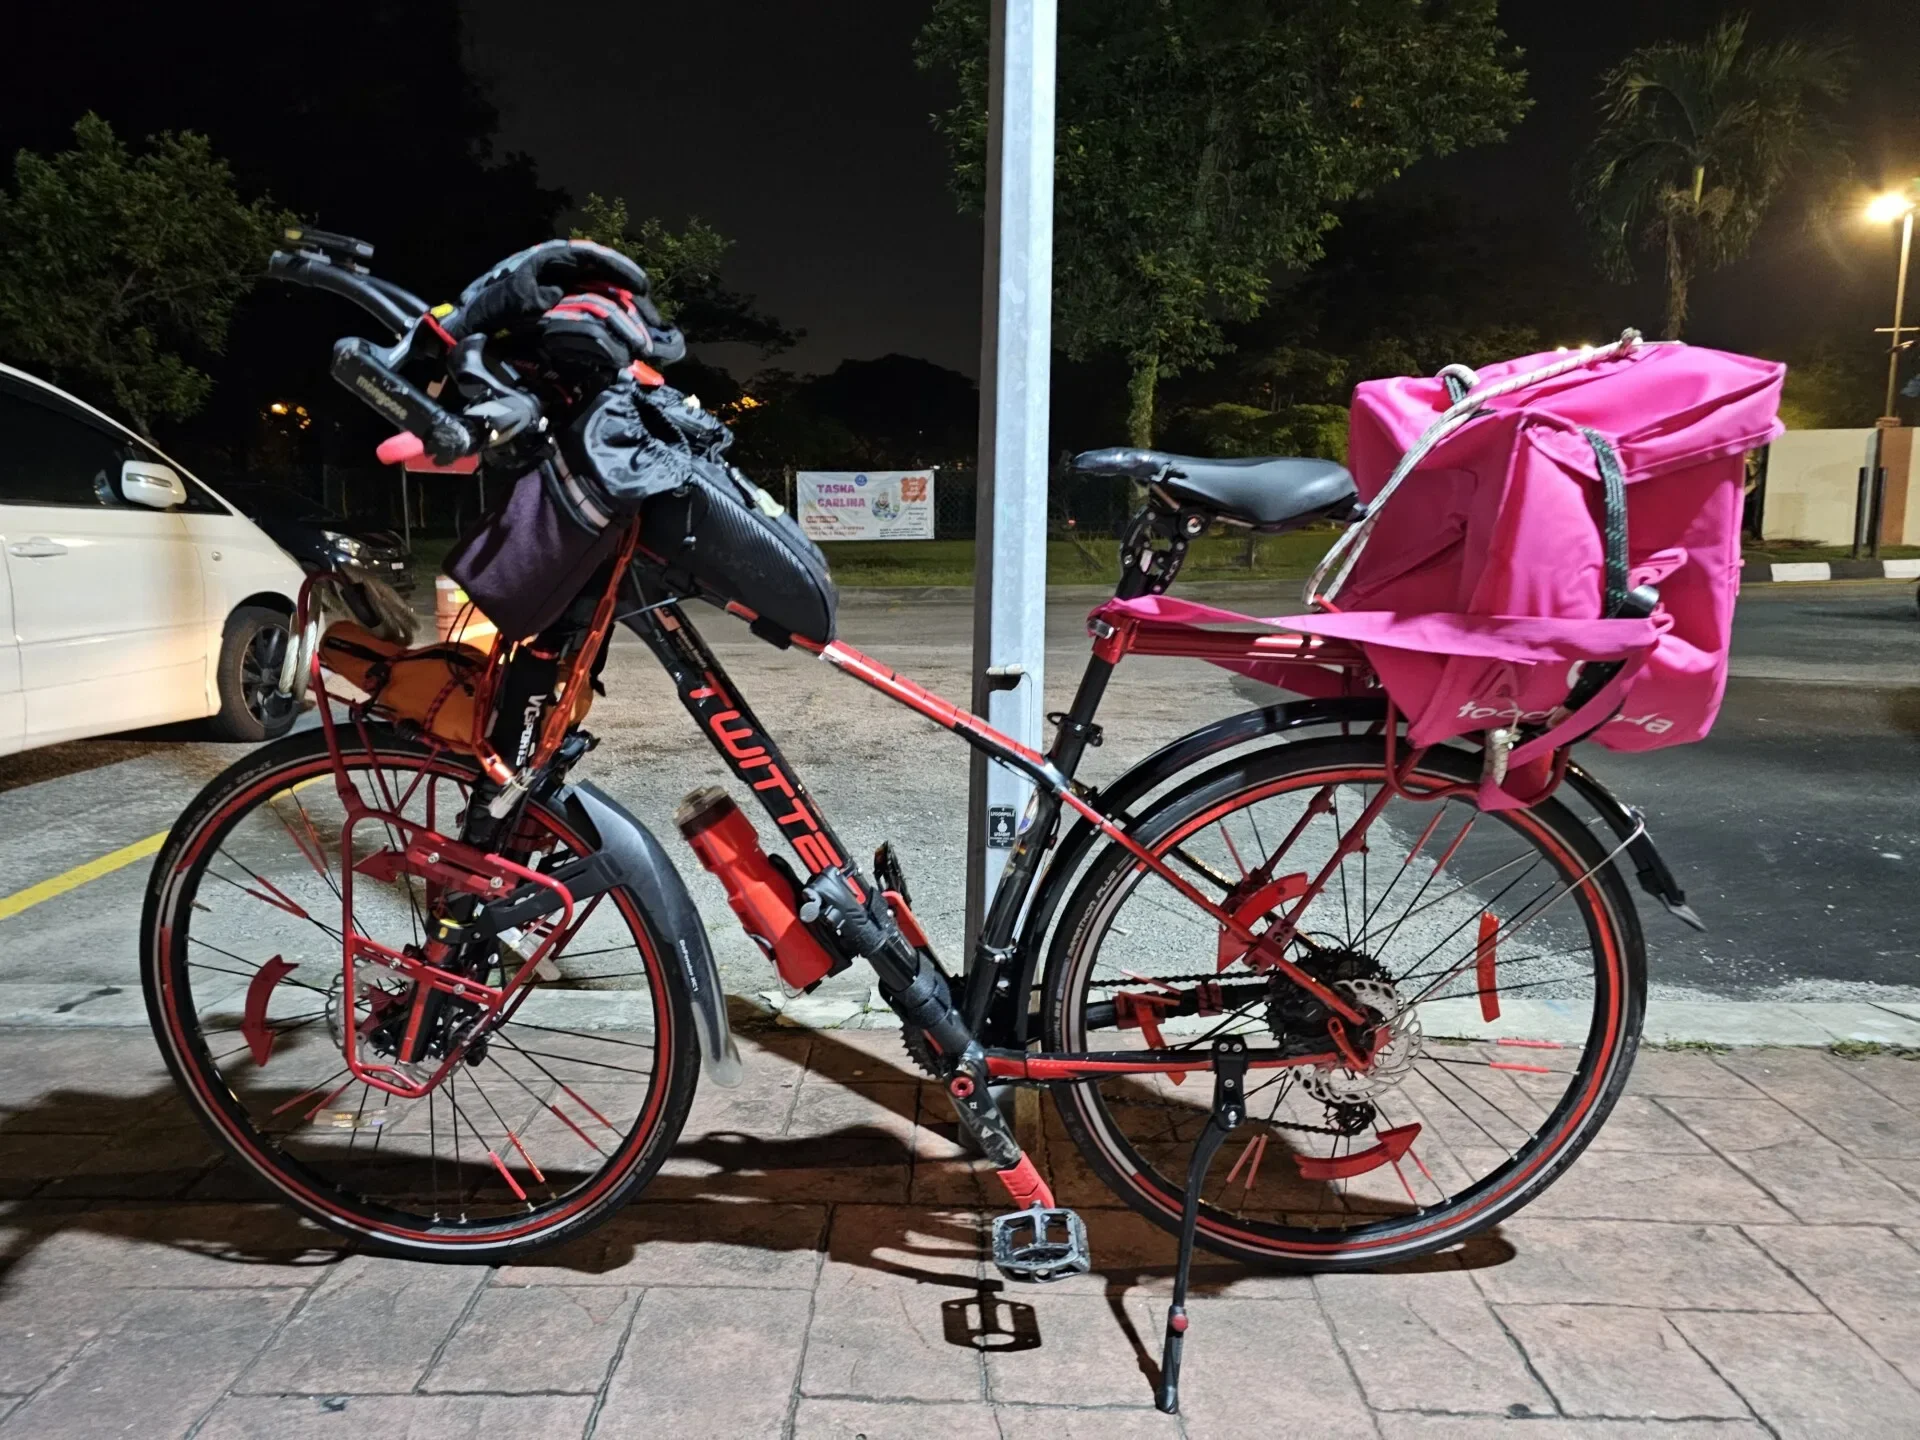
[1072,447,1359,532]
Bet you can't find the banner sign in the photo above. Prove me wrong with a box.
[796,470,935,541]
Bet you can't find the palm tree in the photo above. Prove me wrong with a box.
[1576,16,1850,339]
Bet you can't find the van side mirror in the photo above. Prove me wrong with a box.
[122,458,188,510]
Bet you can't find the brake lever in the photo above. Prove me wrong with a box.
[447,333,542,447]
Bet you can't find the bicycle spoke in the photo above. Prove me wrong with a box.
[1054,739,1631,1258]
[153,744,673,1238]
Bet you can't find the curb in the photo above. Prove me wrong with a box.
[1740,557,1920,583]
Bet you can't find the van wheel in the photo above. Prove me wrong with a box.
[209,605,298,742]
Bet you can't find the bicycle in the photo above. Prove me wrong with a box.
[140,232,1695,1413]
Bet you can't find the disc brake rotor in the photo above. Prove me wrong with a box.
[1302,975,1423,1104]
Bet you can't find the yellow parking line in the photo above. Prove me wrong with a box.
[0,831,167,923]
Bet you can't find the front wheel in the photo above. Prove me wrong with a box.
[1042,736,1645,1270]
[140,725,701,1261]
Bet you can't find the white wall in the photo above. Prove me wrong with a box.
[1763,430,1876,544]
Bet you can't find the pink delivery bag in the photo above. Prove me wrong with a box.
[1307,341,1784,766]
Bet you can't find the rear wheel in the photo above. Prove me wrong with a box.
[141,726,701,1261]
[1041,736,1644,1270]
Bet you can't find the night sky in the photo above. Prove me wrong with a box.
[2,0,1916,396]
[466,0,1920,378]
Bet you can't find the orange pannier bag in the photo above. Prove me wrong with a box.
[317,623,490,750]
[316,623,601,753]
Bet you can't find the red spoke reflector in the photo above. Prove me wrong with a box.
[1225,1132,1268,1190]
[1475,911,1500,1022]
[1295,1124,1420,1181]
[273,802,331,881]
[242,955,300,1067]
[1496,1037,1563,1050]
[244,874,311,920]
[506,1129,547,1185]
[1488,1061,1553,1074]
[304,1077,356,1123]
[560,1083,617,1132]
[1389,1155,1420,1204]
[271,1079,336,1117]
[1217,872,1309,970]
[548,1103,598,1151]
[487,1149,529,1201]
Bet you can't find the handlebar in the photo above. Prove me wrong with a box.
[269,238,481,466]
[268,249,418,338]
[330,337,476,465]
[269,231,554,470]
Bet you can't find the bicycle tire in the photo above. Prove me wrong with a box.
[140,725,702,1262]
[1041,735,1645,1270]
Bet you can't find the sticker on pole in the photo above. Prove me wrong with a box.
[987,806,1017,849]
[796,471,935,541]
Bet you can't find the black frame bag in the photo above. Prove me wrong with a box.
[442,379,837,645]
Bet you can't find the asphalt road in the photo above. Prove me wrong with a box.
[1576,581,1920,996]
[0,580,1915,1006]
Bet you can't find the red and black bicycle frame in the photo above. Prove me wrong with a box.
[626,566,1389,1091]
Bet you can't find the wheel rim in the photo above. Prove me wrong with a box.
[150,745,676,1243]
[1055,746,1631,1256]
[240,623,295,726]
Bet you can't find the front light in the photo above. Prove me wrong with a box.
[325,531,366,561]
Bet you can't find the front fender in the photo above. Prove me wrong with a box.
[563,780,744,1087]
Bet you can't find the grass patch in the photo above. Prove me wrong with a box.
[1829,1039,1920,1060]
[1743,539,1920,563]
[1644,1039,1733,1054]
[406,527,1342,594]
[819,529,1341,589]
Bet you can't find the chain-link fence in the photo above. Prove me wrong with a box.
[880,463,1135,541]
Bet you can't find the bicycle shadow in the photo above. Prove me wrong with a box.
[0,1017,1513,1389]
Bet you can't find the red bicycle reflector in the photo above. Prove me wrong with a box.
[1217,872,1308,970]
[1476,911,1500,1022]
[1294,1123,1420,1181]
[241,955,299,1067]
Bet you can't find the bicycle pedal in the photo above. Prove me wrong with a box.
[990,1206,1091,1283]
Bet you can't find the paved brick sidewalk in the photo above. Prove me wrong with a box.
[4,1025,1920,1438]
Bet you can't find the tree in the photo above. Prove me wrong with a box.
[917,0,1529,444]
[1772,338,1900,430]
[574,193,795,354]
[0,115,290,434]
[1575,16,1851,341]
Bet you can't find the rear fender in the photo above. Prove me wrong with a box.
[562,780,744,1086]
[1562,762,1704,931]
[997,696,1385,1045]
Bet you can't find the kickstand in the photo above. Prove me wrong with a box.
[1157,1035,1248,1415]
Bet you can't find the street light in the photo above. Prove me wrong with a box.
[1867,186,1918,420]
[1853,186,1919,558]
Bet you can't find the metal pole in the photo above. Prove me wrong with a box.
[965,0,1057,953]
[401,471,411,556]
[1886,209,1913,420]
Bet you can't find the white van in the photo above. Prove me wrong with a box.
[0,363,309,753]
